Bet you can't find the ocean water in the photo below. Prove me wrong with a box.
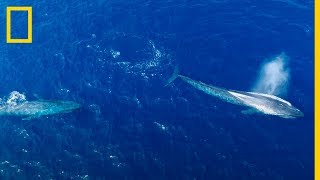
[0,0,314,179]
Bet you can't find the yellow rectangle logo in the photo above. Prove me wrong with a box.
[6,6,32,44]
[316,0,319,179]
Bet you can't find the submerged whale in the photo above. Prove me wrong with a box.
[0,100,81,120]
[167,69,303,119]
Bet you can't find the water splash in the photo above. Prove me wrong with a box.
[2,91,27,106]
[252,53,290,97]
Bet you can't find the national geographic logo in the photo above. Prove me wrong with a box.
[6,6,32,44]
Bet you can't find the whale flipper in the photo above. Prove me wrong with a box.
[241,109,259,115]
[22,115,41,120]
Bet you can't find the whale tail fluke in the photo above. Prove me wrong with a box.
[165,66,179,86]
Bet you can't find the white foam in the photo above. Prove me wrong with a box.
[110,49,120,58]
[113,40,171,79]
[6,91,27,106]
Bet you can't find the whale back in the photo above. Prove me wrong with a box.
[246,92,292,106]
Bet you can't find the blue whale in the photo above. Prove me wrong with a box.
[167,69,303,119]
[0,100,81,120]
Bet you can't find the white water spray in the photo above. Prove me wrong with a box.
[252,53,290,97]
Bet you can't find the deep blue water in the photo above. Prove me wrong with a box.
[0,0,314,179]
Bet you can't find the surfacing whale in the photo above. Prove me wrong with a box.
[167,69,303,119]
[0,100,81,120]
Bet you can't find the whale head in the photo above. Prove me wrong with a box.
[229,91,304,119]
[276,103,304,119]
